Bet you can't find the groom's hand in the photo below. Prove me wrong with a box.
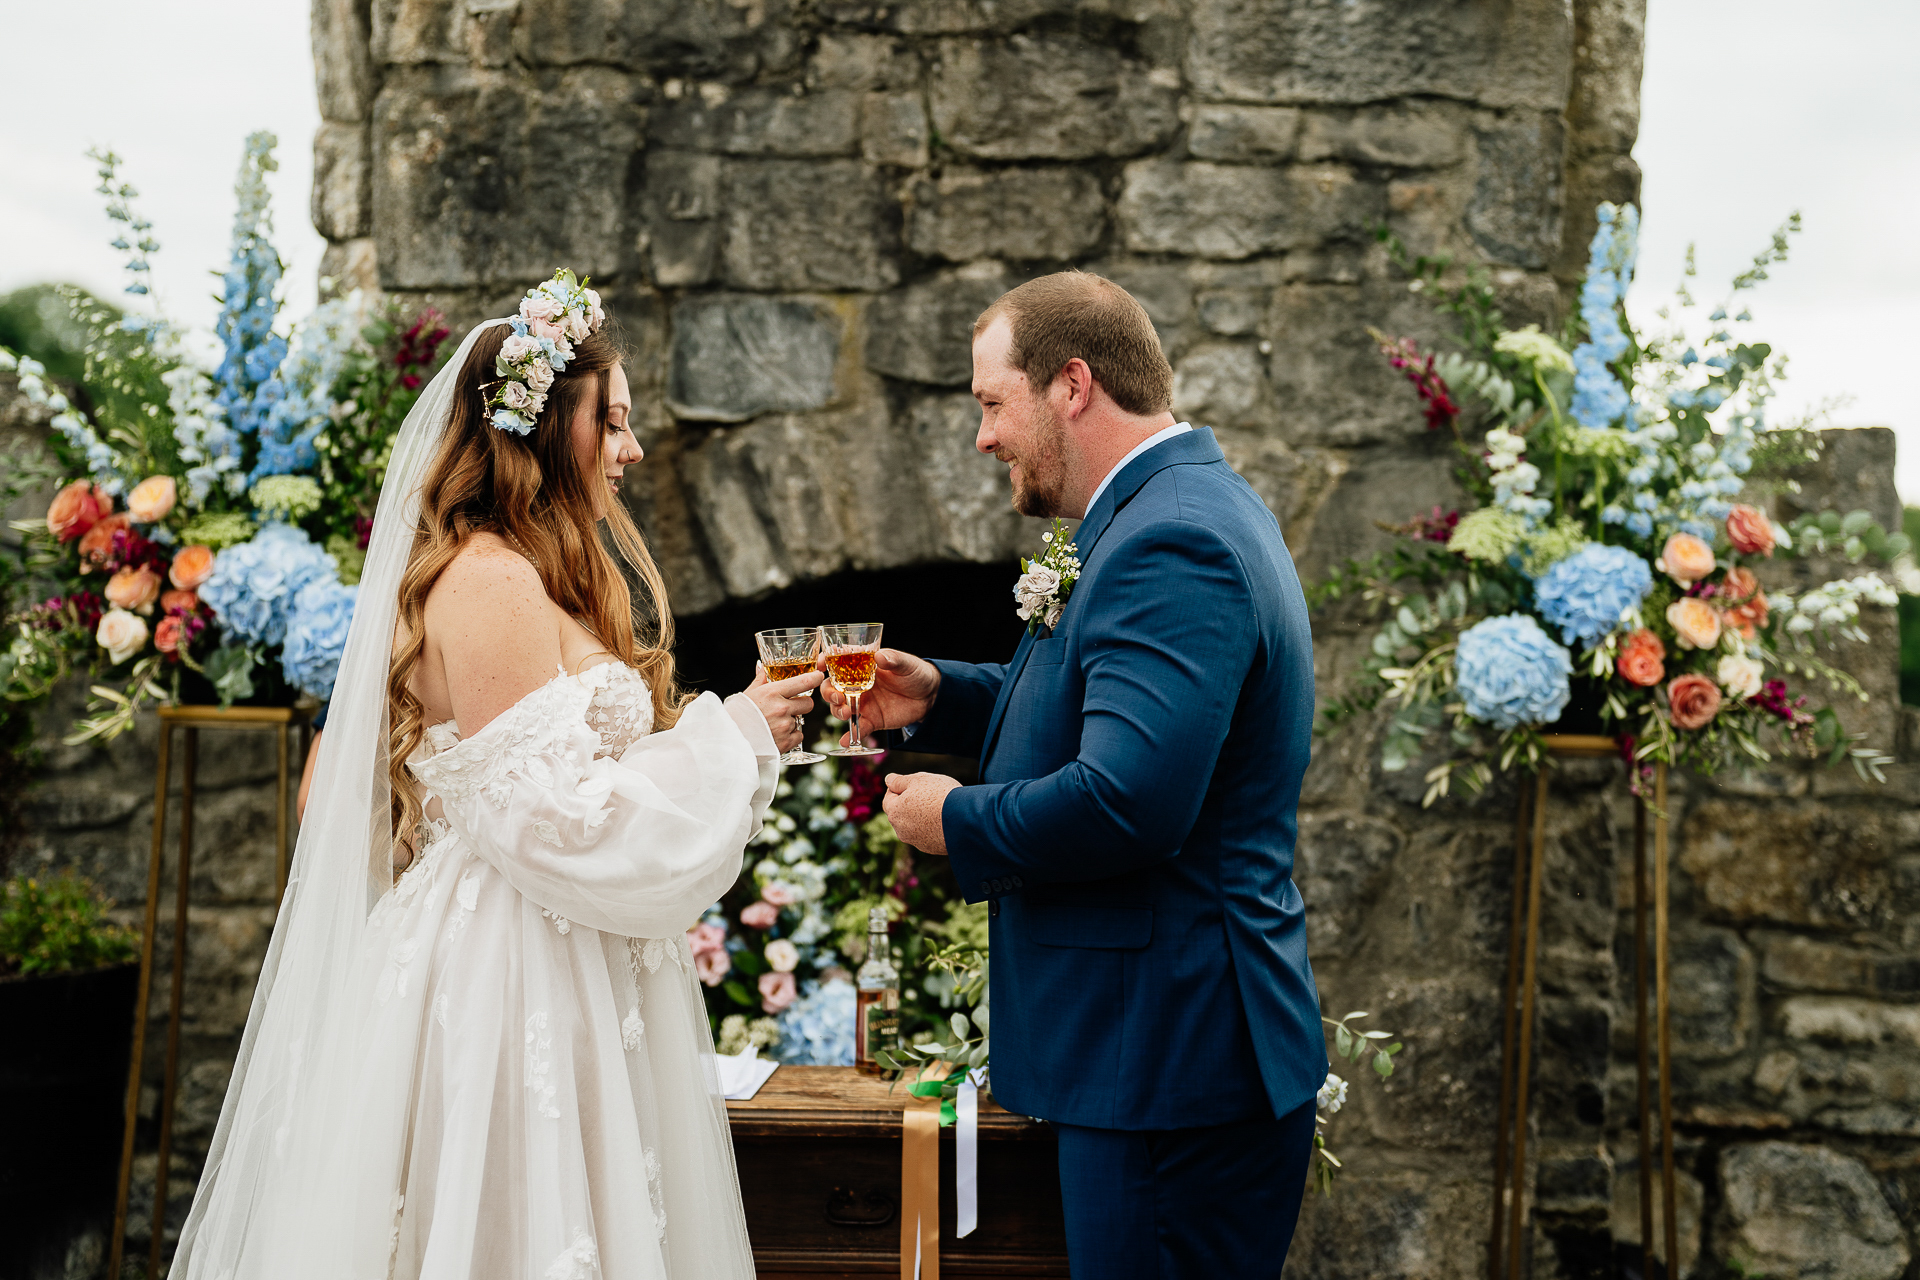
[820,648,940,740]
[882,772,959,857]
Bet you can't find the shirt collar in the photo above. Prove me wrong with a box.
[1081,422,1193,519]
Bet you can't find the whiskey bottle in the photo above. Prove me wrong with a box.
[854,906,899,1074]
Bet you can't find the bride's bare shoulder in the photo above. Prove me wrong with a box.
[429,533,547,610]
[424,533,567,732]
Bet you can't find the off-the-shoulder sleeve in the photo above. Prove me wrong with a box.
[409,681,779,937]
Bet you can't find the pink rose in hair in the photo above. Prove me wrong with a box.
[529,318,563,344]
[502,381,532,410]
[500,334,537,361]
[584,288,605,328]
[694,947,732,987]
[525,358,554,393]
[520,296,563,323]
[563,311,590,343]
[758,970,798,1013]
[740,900,780,929]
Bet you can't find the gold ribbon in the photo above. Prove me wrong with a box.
[900,1063,948,1280]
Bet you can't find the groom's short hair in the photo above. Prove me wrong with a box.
[973,272,1173,417]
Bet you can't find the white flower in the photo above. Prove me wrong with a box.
[764,939,799,972]
[525,357,554,393]
[500,334,538,361]
[502,380,532,409]
[1316,1072,1348,1114]
[521,295,563,323]
[563,310,591,343]
[96,609,149,663]
[1717,653,1763,699]
[1013,565,1061,619]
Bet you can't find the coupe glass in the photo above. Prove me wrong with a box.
[821,622,885,758]
[755,627,826,766]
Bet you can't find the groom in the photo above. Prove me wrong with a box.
[825,272,1324,1277]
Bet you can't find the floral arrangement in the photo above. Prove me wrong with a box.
[1317,205,1908,802]
[692,729,985,1064]
[1,135,450,741]
[485,270,605,435]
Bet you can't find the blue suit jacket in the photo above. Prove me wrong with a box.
[912,429,1324,1130]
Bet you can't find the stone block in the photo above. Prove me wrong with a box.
[1294,812,1403,958]
[906,391,1048,563]
[1297,103,1466,169]
[319,237,381,297]
[1762,934,1920,998]
[1774,425,1902,534]
[676,429,795,598]
[1717,1143,1910,1280]
[718,160,900,292]
[312,121,372,242]
[1261,281,1456,450]
[906,168,1106,263]
[1779,996,1920,1049]
[1608,1149,1702,1274]
[667,294,843,423]
[808,32,921,91]
[314,0,375,121]
[1185,105,1300,162]
[1195,287,1265,336]
[650,87,860,156]
[817,0,1186,37]
[1466,111,1567,270]
[1118,161,1383,260]
[1680,802,1900,933]
[1186,0,1574,111]
[929,35,1178,161]
[1668,927,1754,1059]
[372,66,641,289]
[371,0,462,66]
[1210,430,1340,543]
[640,150,724,287]
[1290,443,1462,583]
[861,92,931,168]
[865,269,1013,387]
[1171,342,1270,431]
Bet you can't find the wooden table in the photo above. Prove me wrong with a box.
[729,1067,1068,1278]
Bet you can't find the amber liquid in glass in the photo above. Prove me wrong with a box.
[762,658,814,682]
[825,651,877,693]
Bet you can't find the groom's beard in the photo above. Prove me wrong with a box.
[1005,404,1070,518]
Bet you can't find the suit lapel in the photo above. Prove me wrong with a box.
[976,429,1228,770]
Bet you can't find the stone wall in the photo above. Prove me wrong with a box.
[11,0,1920,1274]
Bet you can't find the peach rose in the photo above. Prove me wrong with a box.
[758,970,798,1014]
[739,900,780,930]
[1616,629,1666,687]
[161,589,200,615]
[154,615,184,655]
[77,514,132,571]
[1667,674,1723,730]
[1725,505,1775,556]
[47,479,110,541]
[1721,566,1760,602]
[1726,596,1770,640]
[694,947,732,987]
[95,608,149,664]
[105,565,161,613]
[127,475,177,523]
[1666,597,1723,650]
[1656,532,1716,586]
[169,545,216,591]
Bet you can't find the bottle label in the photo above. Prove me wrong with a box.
[859,991,899,1062]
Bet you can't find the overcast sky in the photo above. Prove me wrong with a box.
[3,1,1916,499]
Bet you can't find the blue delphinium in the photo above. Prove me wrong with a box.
[281,577,356,698]
[1454,615,1572,731]
[251,295,358,481]
[1568,204,1639,429]
[212,132,288,493]
[200,523,338,649]
[1532,544,1653,647]
[772,978,856,1066]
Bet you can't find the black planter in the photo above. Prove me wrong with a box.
[1547,675,1613,738]
[0,962,139,1280]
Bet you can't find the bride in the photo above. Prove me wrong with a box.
[172,271,822,1279]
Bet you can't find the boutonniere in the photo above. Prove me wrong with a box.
[1014,518,1081,636]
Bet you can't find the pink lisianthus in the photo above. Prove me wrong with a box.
[739,900,780,929]
[688,922,728,956]
[760,882,800,906]
[694,947,732,987]
[758,970,798,1013]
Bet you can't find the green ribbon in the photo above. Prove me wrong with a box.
[909,1067,970,1127]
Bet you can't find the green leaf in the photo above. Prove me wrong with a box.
[722,979,755,1008]
[1841,509,1873,536]
[1374,1054,1394,1078]
[732,948,767,976]
[205,645,256,705]
[1334,1025,1352,1057]
[950,1012,972,1041]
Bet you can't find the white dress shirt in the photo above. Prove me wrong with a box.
[1081,422,1193,519]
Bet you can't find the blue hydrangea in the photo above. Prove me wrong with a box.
[1532,544,1653,646]
[1454,615,1572,731]
[281,577,356,698]
[772,978,856,1066]
[200,523,338,648]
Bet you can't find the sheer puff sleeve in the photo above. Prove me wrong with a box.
[409,674,779,937]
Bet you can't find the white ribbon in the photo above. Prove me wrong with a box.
[956,1070,983,1238]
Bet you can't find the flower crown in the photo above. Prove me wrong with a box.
[485,268,607,435]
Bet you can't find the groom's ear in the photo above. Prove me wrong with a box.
[1056,358,1097,419]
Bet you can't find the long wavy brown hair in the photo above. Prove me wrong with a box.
[386,320,688,853]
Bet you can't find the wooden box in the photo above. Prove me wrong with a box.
[728,1067,1069,1278]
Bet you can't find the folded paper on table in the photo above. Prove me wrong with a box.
[713,1044,780,1101]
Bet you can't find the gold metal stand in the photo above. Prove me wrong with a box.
[109,705,313,1280]
[1487,735,1676,1280]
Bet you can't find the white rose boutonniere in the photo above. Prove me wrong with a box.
[1015,519,1081,635]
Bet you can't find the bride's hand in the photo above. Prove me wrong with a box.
[742,664,825,753]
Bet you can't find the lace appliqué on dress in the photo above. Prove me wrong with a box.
[582,661,653,759]
[524,1011,560,1120]
[644,1146,667,1242]
[542,1229,599,1280]
[629,934,688,976]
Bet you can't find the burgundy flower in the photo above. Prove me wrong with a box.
[1372,333,1460,432]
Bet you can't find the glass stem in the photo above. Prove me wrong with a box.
[848,692,861,750]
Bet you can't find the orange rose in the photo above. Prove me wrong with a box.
[47,479,110,541]
[1721,566,1760,603]
[127,474,178,523]
[1726,596,1769,640]
[1667,674,1723,730]
[1725,505,1775,556]
[1656,532,1717,586]
[77,514,132,572]
[170,545,216,590]
[160,589,200,615]
[1616,629,1666,687]
[1666,597,1723,650]
[105,565,161,612]
[154,615,184,654]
